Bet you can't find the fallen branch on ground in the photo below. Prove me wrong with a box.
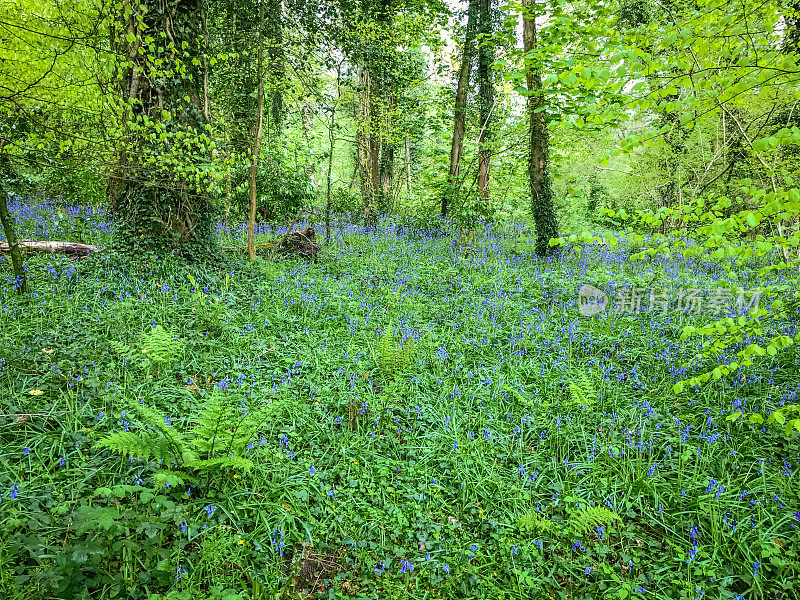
[0,240,101,256]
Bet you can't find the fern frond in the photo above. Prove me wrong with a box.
[517,512,559,535]
[191,395,231,454]
[567,505,622,534]
[131,401,192,458]
[109,340,132,357]
[377,325,416,379]
[97,431,162,460]
[568,371,598,409]
[152,470,188,487]
[190,456,255,472]
[139,325,182,370]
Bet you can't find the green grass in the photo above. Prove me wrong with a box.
[0,210,798,600]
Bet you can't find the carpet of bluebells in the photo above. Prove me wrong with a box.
[1,197,799,600]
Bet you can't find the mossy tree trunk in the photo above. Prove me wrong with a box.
[443,0,477,217]
[248,0,266,261]
[476,0,494,205]
[111,0,215,258]
[0,190,26,293]
[523,0,558,256]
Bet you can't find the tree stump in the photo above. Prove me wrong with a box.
[274,226,321,260]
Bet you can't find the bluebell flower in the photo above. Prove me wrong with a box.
[399,558,413,574]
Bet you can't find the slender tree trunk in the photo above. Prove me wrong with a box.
[443,0,478,217]
[301,100,317,185]
[357,61,373,213]
[379,93,396,205]
[248,0,266,261]
[476,0,494,205]
[326,119,335,244]
[368,92,381,208]
[523,0,558,256]
[404,135,412,192]
[224,144,232,218]
[267,0,285,134]
[326,63,342,244]
[380,141,395,206]
[784,0,800,53]
[0,191,26,293]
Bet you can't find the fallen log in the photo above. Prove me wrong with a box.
[0,240,101,256]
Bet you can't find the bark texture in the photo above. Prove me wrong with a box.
[443,0,478,217]
[523,0,558,256]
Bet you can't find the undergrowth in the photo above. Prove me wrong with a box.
[0,211,798,600]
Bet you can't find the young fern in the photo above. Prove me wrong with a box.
[97,392,279,482]
[567,505,622,535]
[376,325,416,380]
[517,504,621,538]
[109,325,182,374]
[568,370,598,409]
[516,512,559,535]
[139,325,182,372]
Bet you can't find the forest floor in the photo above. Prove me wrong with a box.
[1,198,798,600]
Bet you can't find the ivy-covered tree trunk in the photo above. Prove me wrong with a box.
[523,0,558,256]
[443,0,477,217]
[784,0,800,53]
[357,60,375,214]
[111,0,215,258]
[0,190,26,293]
[379,91,396,208]
[476,0,493,205]
[248,0,266,261]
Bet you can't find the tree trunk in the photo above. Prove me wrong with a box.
[784,0,800,53]
[267,0,285,135]
[443,0,478,217]
[404,135,412,192]
[326,62,342,244]
[0,192,26,293]
[379,92,396,206]
[523,0,558,256]
[368,91,381,211]
[248,0,266,261]
[301,100,317,185]
[476,0,493,205]
[0,240,101,256]
[357,61,374,213]
[113,0,215,257]
[380,140,395,206]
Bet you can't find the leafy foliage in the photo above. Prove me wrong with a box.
[97,391,280,480]
[375,325,416,381]
[110,325,182,374]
